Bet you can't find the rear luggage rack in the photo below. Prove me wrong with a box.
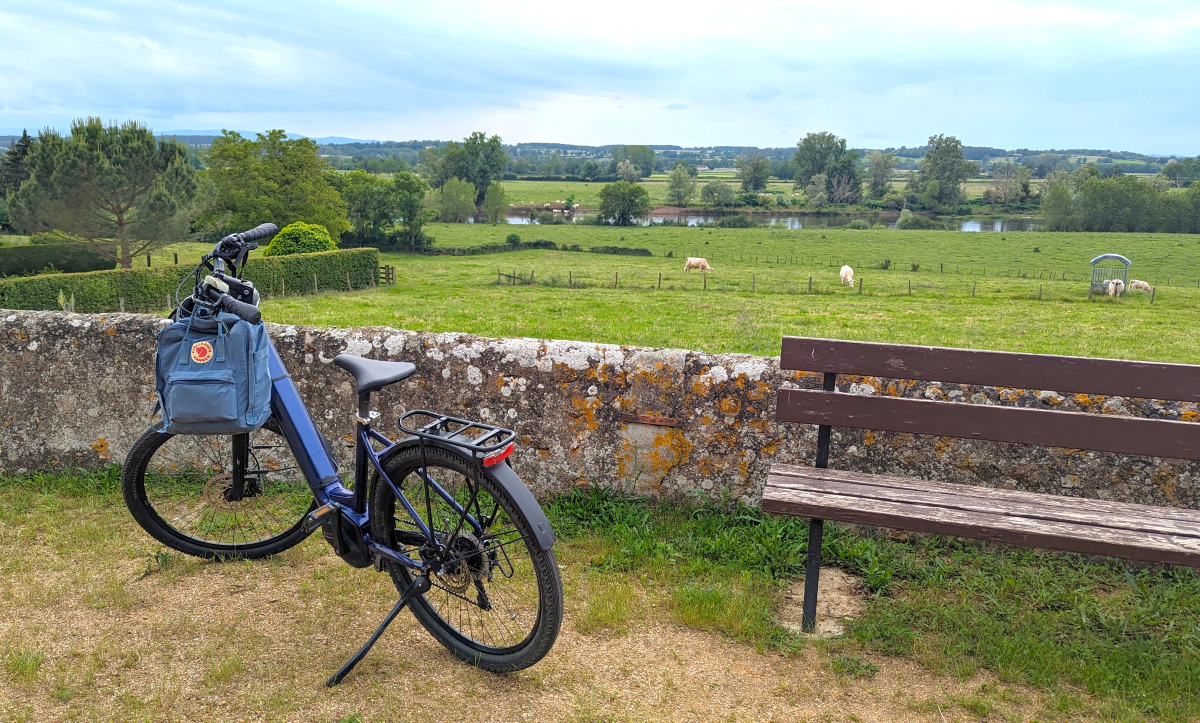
[398,409,517,454]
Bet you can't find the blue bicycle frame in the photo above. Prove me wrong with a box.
[264,342,484,573]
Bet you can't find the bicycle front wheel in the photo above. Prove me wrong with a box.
[122,421,315,559]
[370,445,563,672]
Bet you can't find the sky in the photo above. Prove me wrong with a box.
[2,0,1199,154]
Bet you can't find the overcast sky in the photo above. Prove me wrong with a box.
[2,0,1198,153]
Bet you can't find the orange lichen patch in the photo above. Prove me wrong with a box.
[638,429,695,483]
[701,414,713,426]
[1074,393,1102,407]
[571,397,601,431]
[934,437,952,457]
[791,370,809,380]
[713,431,739,449]
[90,437,112,460]
[738,452,752,479]
[104,327,117,336]
[1043,395,1064,405]
[885,380,912,397]
[889,433,914,448]
[716,396,741,415]
[537,449,549,458]
[997,387,1020,403]
[863,430,877,447]
[1182,410,1200,422]
[696,456,717,476]
[747,419,771,433]
[746,380,771,401]
[760,439,781,455]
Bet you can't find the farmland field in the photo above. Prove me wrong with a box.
[261,225,1200,363]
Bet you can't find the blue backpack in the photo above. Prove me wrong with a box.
[154,308,272,435]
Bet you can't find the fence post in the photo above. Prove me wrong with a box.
[858,278,863,295]
[1088,285,1093,302]
[1151,287,1156,305]
[614,271,618,289]
[146,254,151,267]
[569,271,573,288]
[752,274,755,292]
[512,270,515,286]
[658,272,662,289]
[940,262,943,273]
[972,281,977,298]
[281,277,285,298]
[347,271,352,291]
[1039,284,1043,300]
[703,273,707,291]
[174,253,178,265]
[498,268,501,283]
[531,270,535,284]
[119,297,125,312]
[314,273,318,294]
[908,279,912,296]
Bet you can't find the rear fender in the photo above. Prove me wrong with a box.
[376,438,556,551]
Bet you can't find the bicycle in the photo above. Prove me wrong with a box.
[121,224,563,684]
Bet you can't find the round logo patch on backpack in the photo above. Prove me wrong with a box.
[190,341,214,363]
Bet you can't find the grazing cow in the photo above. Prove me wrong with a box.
[1106,279,1125,297]
[684,257,713,273]
[840,265,855,286]
[1128,279,1151,293]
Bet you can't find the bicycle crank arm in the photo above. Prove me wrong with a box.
[326,574,431,687]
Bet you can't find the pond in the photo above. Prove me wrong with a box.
[496,213,1040,232]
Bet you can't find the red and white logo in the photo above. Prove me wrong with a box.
[190,341,214,363]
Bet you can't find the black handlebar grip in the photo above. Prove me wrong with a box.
[218,294,262,325]
[240,223,279,243]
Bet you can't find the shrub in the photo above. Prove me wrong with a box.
[505,233,521,246]
[0,248,377,312]
[29,231,87,245]
[896,208,945,230]
[846,219,870,230]
[263,222,337,256]
[0,243,117,276]
[717,214,756,228]
[589,246,652,256]
[418,240,557,256]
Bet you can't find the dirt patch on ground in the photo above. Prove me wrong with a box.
[777,567,866,638]
[0,500,1063,722]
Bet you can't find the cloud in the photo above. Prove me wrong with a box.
[0,0,1197,152]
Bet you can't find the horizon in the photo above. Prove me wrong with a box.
[2,1,1198,155]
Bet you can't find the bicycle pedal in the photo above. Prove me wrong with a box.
[302,503,338,535]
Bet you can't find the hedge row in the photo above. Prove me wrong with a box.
[589,246,653,256]
[0,243,117,276]
[0,248,379,313]
[418,240,560,256]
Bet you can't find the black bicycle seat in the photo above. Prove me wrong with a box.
[333,354,417,393]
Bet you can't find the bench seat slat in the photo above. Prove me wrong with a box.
[780,336,1200,402]
[770,464,1200,525]
[777,388,1200,460]
[768,464,1200,538]
[763,469,1200,567]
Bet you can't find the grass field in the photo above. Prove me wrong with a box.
[3,472,1197,721]
[263,225,1200,363]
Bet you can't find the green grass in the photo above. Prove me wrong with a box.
[502,179,799,209]
[260,225,1200,363]
[547,485,1200,721]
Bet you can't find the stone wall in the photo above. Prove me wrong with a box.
[1,309,1197,510]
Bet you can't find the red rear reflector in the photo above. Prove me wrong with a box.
[482,442,514,467]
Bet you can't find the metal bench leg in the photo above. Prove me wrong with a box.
[802,518,823,633]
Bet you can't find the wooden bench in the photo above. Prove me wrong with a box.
[763,336,1200,632]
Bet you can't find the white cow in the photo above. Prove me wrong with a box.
[684,257,713,273]
[1106,279,1125,297]
[840,265,855,286]
[1128,279,1151,293]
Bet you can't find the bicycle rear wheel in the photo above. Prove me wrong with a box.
[122,421,314,559]
[370,445,562,672]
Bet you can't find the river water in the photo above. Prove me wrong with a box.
[497,214,1039,232]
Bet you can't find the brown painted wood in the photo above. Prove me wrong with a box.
[767,464,1200,538]
[777,389,1200,460]
[780,336,1200,402]
[620,413,681,427]
[769,464,1200,525]
[763,474,1200,567]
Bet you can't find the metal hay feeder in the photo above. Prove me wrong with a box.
[1090,254,1131,294]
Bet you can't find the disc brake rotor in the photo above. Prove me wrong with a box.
[438,532,488,593]
[202,473,260,513]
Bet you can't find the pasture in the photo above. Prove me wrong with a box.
[263,225,1200,363]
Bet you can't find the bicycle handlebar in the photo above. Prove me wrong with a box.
[216,223,279,262]
[216,292,262,324]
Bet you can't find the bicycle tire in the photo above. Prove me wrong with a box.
[122,422,315,559]
[370,445,562,672]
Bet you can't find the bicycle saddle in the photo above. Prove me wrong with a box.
[333,354,417,393]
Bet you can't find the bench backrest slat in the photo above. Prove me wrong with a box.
[778,388,1200,460]
[781,337,1200,402]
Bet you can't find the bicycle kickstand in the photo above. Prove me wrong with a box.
[326,574,432,687]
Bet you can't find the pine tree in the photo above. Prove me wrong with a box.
[0,130,33,197]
